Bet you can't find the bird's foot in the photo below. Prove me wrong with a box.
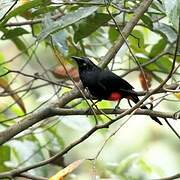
[113,105,120,116]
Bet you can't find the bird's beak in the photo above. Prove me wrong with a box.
[71,56,82,63]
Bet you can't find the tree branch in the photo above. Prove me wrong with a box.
[17,173,48,180]
[0,0,179,179]
[101,0,153,68]
[153,173,180,180]
[51,108,178,119]
[0,106,179,178]
[0,83,179,146]
[0,86,81,146]
[4,12,63,27]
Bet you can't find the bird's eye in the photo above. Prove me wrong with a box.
[82,63,86,66]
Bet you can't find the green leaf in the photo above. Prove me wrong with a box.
[138,55,172,73]
[0,0,50,26]
[10,103,26,116]
[138,159,152,174]
[168,48,180,62]
[0,145,10,172]
[108,27,119,43]
[0,52,4,62]
[0,27,29,55]
[148,7,164,14]
[128,30,147,54]
[38,6,99,41]
[155,56,172,72]
[163,0,180,29]
[1,28,29,40]
[32,23,42,37]
[74,13,113,43]
[151,1,165,14]
[137,57,159,71]
[141,15,153,29]
[149,38,167,58]
[0,53,7,74]
[153,23,177,43]
[12,37,28,55]
[12,147,21,162]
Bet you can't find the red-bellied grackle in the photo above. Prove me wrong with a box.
[72,56,162,125]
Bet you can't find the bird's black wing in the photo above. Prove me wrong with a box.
[98,70,135,91]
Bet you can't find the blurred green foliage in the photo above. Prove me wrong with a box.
[0,0,179,179]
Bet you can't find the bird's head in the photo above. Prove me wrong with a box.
[72,56,99,72]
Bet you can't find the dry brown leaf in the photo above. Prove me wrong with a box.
[52,48,80,82]
[0,77,26,113]
[49,159,84,180]
[52,65,79,82]
[139,71,152,91]
[19,0,33,19]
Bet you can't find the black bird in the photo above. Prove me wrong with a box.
[72,56,162,125]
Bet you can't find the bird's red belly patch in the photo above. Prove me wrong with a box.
[108,92,122,101]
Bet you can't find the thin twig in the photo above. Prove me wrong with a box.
[153,173,180,180]
[101,0,153,68]
[0,0,18,21]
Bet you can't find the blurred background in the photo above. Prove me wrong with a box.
[0,0,180,179]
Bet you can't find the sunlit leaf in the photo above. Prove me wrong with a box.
[155,56,172,72]
[149,38,167,58]
[0,53,7,73]
[108,27,119,43]
[0,145,10,172]
[138,159,152,174]
[32,23,41,37]
[11,37,28,55]
[20,0,29,5]
[138,54,172,73]
[128,30,147,54]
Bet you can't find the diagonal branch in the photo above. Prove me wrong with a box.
[101,0,153,68]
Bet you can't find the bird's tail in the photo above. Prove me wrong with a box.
[129,93,162,125]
